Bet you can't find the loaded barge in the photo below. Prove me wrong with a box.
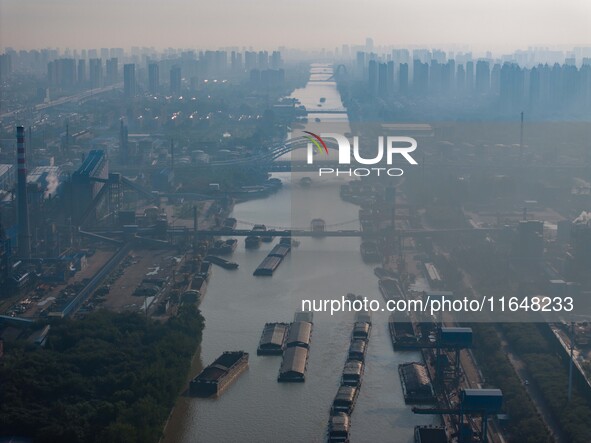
[190,351,249,397]
[257,322,289,355]
[328,412,351,443]
[208,238,237,255]
[253,243,291,276]
[398,362,436,404]
[278,317,313,382]
[389,313,420,350]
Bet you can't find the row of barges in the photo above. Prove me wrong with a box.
[327,313,372,443]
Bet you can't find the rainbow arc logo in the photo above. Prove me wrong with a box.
[303,131,329,155]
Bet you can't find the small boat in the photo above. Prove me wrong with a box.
[300,177,312,188]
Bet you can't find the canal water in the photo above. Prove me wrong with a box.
[163,64,436,443]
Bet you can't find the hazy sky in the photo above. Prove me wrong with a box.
[0,0,590,53]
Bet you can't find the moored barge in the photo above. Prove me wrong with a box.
[204,255,239,270]
[190,351,249,397]
[399,362,436,404]
[327,412,350,443]
[257,322,289,355]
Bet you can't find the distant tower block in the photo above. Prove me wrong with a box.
[16,126,31,258]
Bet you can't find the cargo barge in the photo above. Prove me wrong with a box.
[257,322,289,355]
[204,255,239,270]
[398,362,436,404]
[414,426,448,443]
[341,359,364,387]
[379,277,404,301]
[352,321,371,341]
[190,351,249,397]
[208,238,237,255]
[278,318,313,382]
[348,338,368,361]
[327,412,350,443]
[332,385,359,414]
[253,243,291,276]
[389,313,420,350]
[198,261,212,280]
[278,345,309,382]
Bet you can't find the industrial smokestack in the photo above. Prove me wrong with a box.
[16,126,31,258]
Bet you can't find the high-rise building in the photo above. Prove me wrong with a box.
[466,61,474,92]
[123,63,136,98]
[170,65,181,95]
[378,62,388,97]
[368,59,378,94]
[77,59,86,85]
[89,58,102,89]
[106,57,118,85]
[148,63,159,94]
[356,51,366,80]
[399,63,409,94]
[413,59,429,93]
[475,60,490,94]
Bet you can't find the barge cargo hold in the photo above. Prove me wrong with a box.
[278,345,309,382]
[328,412,351,443]
[208,238,237,255]
[348,339,368,361]
[253,255,283,276]
[414,426,448,443]
[352,321,371,340]
[204,255,239,270]
[257,322,289,355]
[379,277,404,301]
[389,313,420,350]
[294,311,313,323]
[253,243,291,276]
[342,359,364,387]
[190,351,249,397]
[399,362,435,404]
[332,385,359,414]
[285,321,313,348]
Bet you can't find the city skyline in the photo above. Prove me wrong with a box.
[0,0,590,52]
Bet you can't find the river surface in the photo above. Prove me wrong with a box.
[163,64,436,443]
